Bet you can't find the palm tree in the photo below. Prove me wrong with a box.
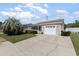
[3,17,23,35]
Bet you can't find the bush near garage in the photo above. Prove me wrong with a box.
[61,31,71,36]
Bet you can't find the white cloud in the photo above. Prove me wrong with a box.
[9,8,14,11]
[1,10,40,21]
[17,11,34,19]
[69,16,74,19]
[14,7,23,12]
[73,11,79,15]
[26,3,48,14]
[18,5,26,8]
[16,3,48,14]
[7,7,23,12]
[1,7,23,18]
[1,10,41,24]
[31,6,48,14]
[0,17,2,19]
[56,10,69,15]
[1,11,16,17]
[72,11,79,19]
[34,15,40,18]
[1,4,47,24]
[44,4,48,8]
[55,10,78,24]
[26,3,34,7]
[55,9,70,19]
[18,12,40,24]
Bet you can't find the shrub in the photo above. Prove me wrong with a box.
[25,30,37,34]
[2,17,23,35]
[61,31,71,36]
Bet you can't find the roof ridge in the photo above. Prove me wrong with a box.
[37,19,64,24]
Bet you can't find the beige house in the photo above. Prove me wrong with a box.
[34,19,64,35]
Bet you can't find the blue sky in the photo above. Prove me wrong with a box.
[0,3,79,24]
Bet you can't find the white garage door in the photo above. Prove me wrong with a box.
[43,25,56,35]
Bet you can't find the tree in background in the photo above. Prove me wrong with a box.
[75,20,79,24]
[0,22,2,29]
[64,24,66,30]
[75,20,79,27]
[66,20,79,28]
[2,17,23,35]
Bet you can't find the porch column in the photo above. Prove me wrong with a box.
[37,25,40,34]
[38,25,39,31]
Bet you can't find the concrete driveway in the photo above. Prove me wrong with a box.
[0,35,76,56]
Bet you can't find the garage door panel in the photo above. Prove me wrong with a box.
[43,26,56,35]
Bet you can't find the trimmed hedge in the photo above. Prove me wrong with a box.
[25,30,37,34]
[61,31,71,36]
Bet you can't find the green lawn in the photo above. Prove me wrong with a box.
[70,33,79,55]
[0,33,35,43]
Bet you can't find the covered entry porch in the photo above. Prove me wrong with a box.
[32,25,42,34]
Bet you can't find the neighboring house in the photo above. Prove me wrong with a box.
[33,19,64,35]
[66,28,79,32]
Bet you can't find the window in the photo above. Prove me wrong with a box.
[50,26,52,28]
[46,25,55,28]
[52,26,55,28]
